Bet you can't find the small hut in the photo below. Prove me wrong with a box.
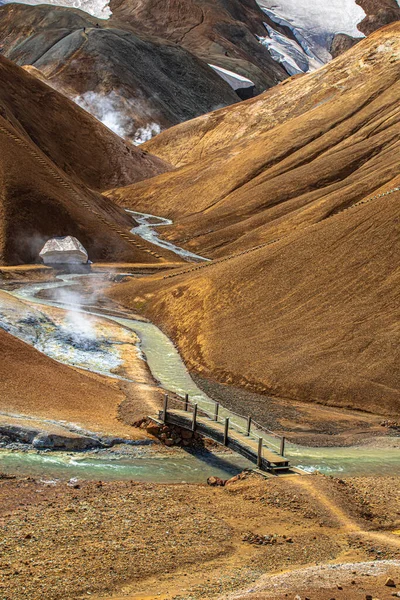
[39,236,88,265]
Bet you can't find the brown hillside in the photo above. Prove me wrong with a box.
[0,326,130,435]
[0,55,179,265]
[109,23,400,259]
[0,51,168,192]
[108,188,400,416]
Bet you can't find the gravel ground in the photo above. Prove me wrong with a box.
[192,374,394,447]
[1,474,400,600]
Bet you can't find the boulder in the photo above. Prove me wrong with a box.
[32,432,102,450]
[39,236,88,265]
[225,471,250,485]
[145,424,161,437]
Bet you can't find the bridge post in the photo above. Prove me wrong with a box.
[163,394,168,422]
[184,393,189,412]
[214,402,219,422]
[224,417,229,446]
[257,437,263,468]
[280,436,286,457]
[246,416,252,436]
[192,404,198,431]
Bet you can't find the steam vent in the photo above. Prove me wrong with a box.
[39,236,88,265]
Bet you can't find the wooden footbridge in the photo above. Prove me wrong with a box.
[150,395,292,474]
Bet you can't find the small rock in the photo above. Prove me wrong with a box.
[207,476,226,487]
[386,578,396,588]
[145,424,160,437]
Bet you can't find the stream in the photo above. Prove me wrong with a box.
[1,274,400,481]
[128,210,210,262]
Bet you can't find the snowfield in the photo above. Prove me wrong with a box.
[258,23,324,75]
[257,0,367,61]
[0,0,111,18]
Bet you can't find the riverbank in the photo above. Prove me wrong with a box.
[2,273,400,478]
[1,473,400,600]
[192,374,400,448]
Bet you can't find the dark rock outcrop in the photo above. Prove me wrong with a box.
[330,33,360,58]
[357,0,400,36]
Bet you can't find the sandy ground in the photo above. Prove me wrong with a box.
[1,474,400,600]
[0,265,54,281]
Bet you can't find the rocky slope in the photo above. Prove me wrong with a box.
[109,23,400,259]
[0,54,178,264]
[0,4,241,141]
[109,0,290,92]
[357,0,400,35]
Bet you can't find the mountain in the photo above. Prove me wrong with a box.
[109,0,290,91]
[1,0,398,142]
[106,23,400,415]
[0,54,178,265]
[108,184,400,415]
[357,0,400,35]
[109,23,400,259]
[0,4,241,142]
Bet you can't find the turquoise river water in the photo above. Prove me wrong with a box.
[1,274,399,481]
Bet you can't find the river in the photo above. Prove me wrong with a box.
[1,271,400,481]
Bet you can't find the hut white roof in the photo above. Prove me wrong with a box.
[39,236,88,264]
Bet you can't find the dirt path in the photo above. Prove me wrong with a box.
[292,476,400,548]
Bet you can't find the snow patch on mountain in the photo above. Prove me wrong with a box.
[208,64,255,90]
[258,24,324,75]
[0,0,111,19]
[257,0,366,62]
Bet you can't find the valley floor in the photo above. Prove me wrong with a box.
[1,473,400,600]
[1,271,400,600]
[193,375,398,448]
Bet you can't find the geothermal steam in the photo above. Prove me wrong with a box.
[73,90,161,144]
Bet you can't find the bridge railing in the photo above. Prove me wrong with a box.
[162,393,285,458]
